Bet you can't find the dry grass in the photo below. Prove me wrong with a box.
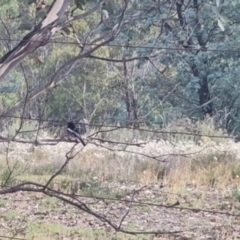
[1,118,240,238]
[0,129,239,190]
[0,115,233,186]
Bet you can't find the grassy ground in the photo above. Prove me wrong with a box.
[1,119,240,239]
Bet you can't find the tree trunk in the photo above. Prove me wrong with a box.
[0,0,71,82]
[198,76,213,116]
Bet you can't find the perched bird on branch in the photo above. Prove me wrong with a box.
[67,121,86,146]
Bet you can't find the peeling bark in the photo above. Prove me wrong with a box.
[0,0,71,82]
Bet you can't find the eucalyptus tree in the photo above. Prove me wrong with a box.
[0,0,239,132]
[153,0,240,132]
[0,0,122,118]
[0,0,166,125]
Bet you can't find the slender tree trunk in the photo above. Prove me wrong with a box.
[198,76,212,116]
[191,64,213,116]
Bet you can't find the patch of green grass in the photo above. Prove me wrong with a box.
[0,198,8,207]
[15,174,124,197]
[0,165,25,187]
[1,209,23,221]
[29,161,69,175]
[232,189,240,202]
[26,220,154,240]
[79,178,114,197]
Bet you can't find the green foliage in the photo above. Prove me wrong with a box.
[232,189,240,202]
[74,0,86,10]
[0,0,240,135]
[79,179,113,197]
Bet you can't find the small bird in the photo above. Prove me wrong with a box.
[67,121,86,146]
